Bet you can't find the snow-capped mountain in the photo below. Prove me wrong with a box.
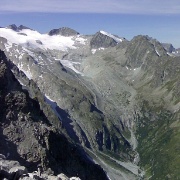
[0,25,86,51]
[0,24,179,180]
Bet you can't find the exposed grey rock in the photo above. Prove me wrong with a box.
[162,43,175,53]
[18,25,32,31]
[48,27,79,36]
[57,173,69,180]
[0,158,21,179]
[9,166,28,180]
[18,33,28,36]
[90,31,117,48]
[36,40,43,45]
[0,154,6,160]
[6,24,18,31]
[6,24,32,32]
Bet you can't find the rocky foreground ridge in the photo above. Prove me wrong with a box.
[0,153,80,180]
[0,25,180,179]
[0,50,108,180]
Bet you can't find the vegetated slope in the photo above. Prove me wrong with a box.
[80,35,180,179]
[0,50,108,180]
[0,25,179,179]
[125,36,180,179]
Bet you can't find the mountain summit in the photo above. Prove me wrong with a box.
[6,24,32,31]
[48,27,80,36]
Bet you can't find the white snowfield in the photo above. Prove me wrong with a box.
[0,28,86,51]
[91,47,105,54]
[100,30,123,43]
[0,27,87,76]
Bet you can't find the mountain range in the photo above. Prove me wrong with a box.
[0,24,179,180]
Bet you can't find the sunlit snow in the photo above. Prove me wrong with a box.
[58,59,83,75]
[91,47,105,54]
[155,49,160,56]
[100,30,123,43]
[0,28,85,51]
[44,94,62,120]
[75,36,87,45]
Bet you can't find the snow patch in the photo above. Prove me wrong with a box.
[57,59,83,75]
[98,47,105,51]
[4,42,12,52]
[100,30,123,43]
[130,129,138,150]
[16,63,33,79]
[17,79,26,86]
[91,47,105,54]
[75,36,87,45]
[91,49,97,54]
[44,95,62,120]
[155,49,160,56]
[167,52,174,57]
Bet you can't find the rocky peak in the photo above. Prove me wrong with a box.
[6,24,18,31]
[90,31,118,49]
[48,27,80,36]
[6,24,32,31]
[0,155,81,180]
[18,25,32,31]
[125,35,168,68]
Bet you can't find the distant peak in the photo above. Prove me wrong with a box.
[48,27,79,36]
[18,25,32,31]
[6,24,18,31]
[6,24,32,31]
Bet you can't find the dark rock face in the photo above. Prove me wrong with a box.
[162,43,175,53]
[90,31,118,49]
[125,35,167,69]
[48,27,79,36]
[6,24,18,31]
[0,155,80,180]
[0,50,108,180]
[6,24,32,31]
[36,40,43,45]
[18,25,32,31]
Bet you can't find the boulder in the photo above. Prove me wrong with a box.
[57,173,69,180]
[9,166,28,180]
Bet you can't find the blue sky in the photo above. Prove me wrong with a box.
[0,0,180,48]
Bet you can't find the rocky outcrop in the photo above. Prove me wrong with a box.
[48,27,79,36]
[0,155,81,180]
